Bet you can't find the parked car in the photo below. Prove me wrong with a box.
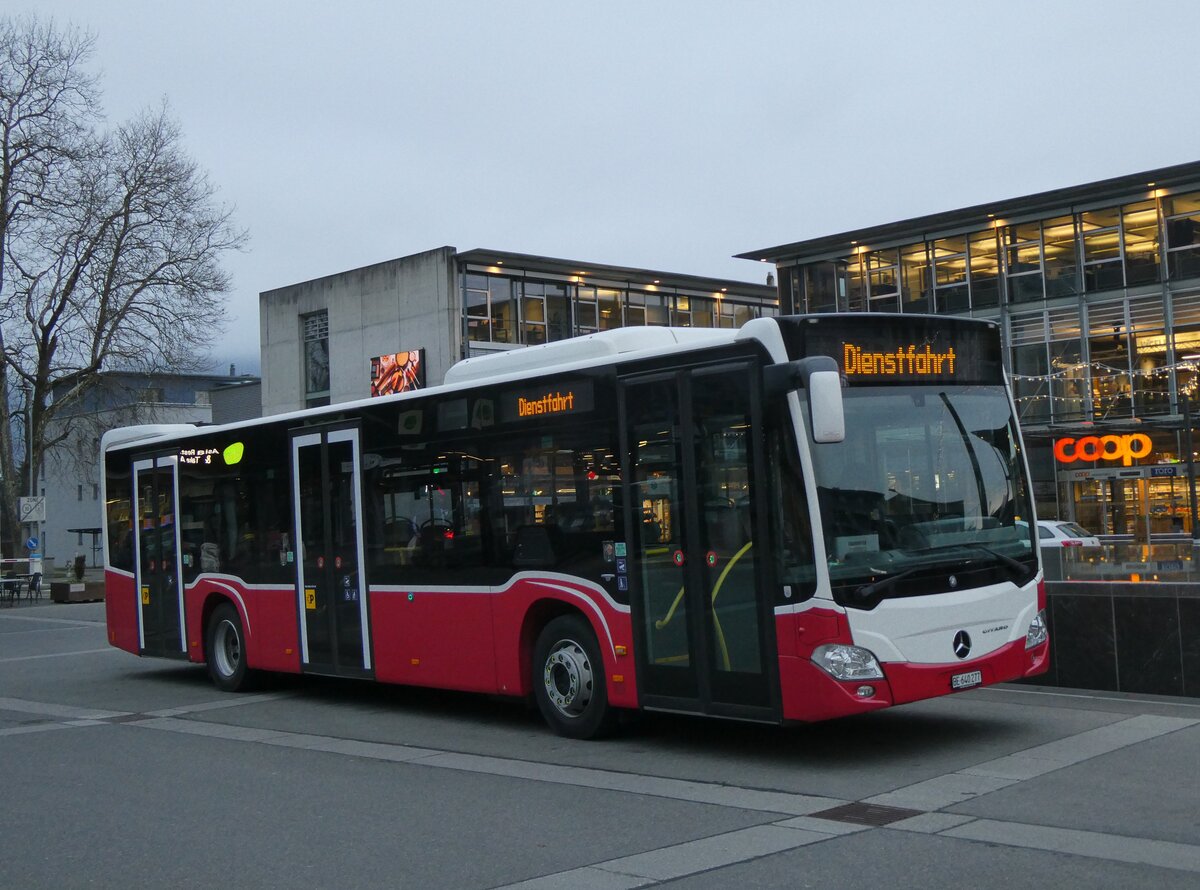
[1035,519,1101,548]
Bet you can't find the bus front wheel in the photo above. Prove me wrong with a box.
[206,602,254,692]
[532,615,615,739]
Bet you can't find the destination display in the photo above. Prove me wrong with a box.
[777,314,1004,385]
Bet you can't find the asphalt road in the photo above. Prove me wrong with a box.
[2,600,1199,888]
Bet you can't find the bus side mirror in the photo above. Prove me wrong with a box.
[807,368,845,443]
[764,356,845,444]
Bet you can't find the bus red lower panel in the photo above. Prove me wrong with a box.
[780,637,1050,722]
[364,577,638,708]
[370,590,498,693]
[885,637,1049,705]
[182,581,301,674]
[490,577,638,710]
[104,570,139,654]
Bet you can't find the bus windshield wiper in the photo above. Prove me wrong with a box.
[910,543,1034,583]
[965,544,1036,583]
[851,568,920,606]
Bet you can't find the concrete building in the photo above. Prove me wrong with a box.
[739,160,1200,539]
[259,246,778,416]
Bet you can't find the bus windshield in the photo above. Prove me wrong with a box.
[807,383,1037,603]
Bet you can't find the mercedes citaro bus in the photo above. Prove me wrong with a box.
[102,314,1048,738]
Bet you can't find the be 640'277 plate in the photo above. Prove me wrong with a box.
[951,669,983,690]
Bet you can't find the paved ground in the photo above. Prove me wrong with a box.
[2,599,1199,888]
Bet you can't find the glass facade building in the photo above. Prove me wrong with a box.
[456,250,776,355]
[740,162,1200,539]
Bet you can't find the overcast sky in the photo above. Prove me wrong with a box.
[16,0,1200,374]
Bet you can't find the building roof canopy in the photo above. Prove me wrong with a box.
[737,160,1200,264]
[457,248,775,297]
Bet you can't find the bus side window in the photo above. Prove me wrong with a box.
[488,424,620,581]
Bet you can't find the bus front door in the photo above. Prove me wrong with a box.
[132,456,186,658]
[291,427,372,677]
[620,363,777,721]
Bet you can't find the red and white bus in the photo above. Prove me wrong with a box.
[102,314,1049,737]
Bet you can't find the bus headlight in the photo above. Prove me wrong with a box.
[1025,610,1049,649]
[812,644,884,681]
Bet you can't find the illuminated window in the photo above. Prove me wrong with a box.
[464,274,490,343]
[1042,216,1079,298]
[1164,191,1200,280]
[597,288,622,331]
[1081,207,1123,292]
[933,236,968,312]
[1004,223,1044,304]
[575,286,598,334]
[867,249,899,312]
[1087,301,1132,418]
[968,230,1000,309]
[1122,200,1160,286]
[899,244,930,313]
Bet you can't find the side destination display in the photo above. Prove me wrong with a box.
[500,380,595,423]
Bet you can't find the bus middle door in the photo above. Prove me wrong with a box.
[620,362,778,721]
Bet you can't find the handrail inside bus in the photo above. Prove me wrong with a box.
[653,541,753,671]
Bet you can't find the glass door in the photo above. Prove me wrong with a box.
[133,456,186,657]
[620,363,775,719]
[291,427,372,676]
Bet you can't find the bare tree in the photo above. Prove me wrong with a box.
[0,14,245,555]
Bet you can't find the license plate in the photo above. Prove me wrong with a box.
[951,670,983,690]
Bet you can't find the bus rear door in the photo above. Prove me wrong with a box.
[132,455,186,658]
[290,426,373,677]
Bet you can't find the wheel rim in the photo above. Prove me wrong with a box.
[542,638,593,719]
[213,618,241,679]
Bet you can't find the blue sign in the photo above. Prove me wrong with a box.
[25,537,38,551]
[1150,466,1178,477]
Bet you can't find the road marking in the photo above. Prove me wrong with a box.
[408,751,841,816]
[0,697,131,720]
[0,721,93,738]
[142,691,297,717]
[131,715,844,816]
[941,819,1200,873]
[0,614,103,626]
[0,624,98,635]
[976,685,1200,712]
[866,714,1197,809]
[0,647,120,663]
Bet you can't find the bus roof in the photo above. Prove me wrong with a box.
[102,325,752,454]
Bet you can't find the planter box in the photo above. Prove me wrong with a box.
[50,581,105,603]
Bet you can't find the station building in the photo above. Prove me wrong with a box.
[739,160,1200,539]
[258,246,777,415]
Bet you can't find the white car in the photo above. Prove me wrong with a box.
[1035,519,1101,548]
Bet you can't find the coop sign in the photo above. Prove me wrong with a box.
[1053,433,1152,467]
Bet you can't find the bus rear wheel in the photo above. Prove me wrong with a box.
[533,615,615,739]
[206,602,255,692]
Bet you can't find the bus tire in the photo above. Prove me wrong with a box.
[532,615,616,739]
[206,602,254,692]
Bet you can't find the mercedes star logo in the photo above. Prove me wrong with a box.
[953,630,972,659]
